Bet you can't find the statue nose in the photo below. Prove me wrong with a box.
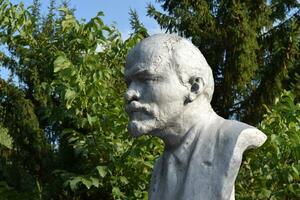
[124,89,140,103]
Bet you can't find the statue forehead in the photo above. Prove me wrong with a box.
[125,34,190,67]
[125,34,198,79]
[125,39,174,76]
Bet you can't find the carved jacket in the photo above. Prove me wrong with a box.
[149,115,266,200]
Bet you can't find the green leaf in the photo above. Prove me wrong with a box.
[81,178,92,189]
[90,177,100,188]
[112,186,122,198]
[69,177,82,191]
[65,89,76,101]
[0,126,12,149]
[258,188,271,199]
[87,113,92,126]
[120,176,129,185]
[96,166,107,178]
[87,114,98,127]
[54,55,71,73]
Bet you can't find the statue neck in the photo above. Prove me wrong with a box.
[153,97,217,148]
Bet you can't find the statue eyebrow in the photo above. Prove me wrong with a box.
[133,69,152,77]
[125,69,160,86]
[125,69,148,84]
[126,69,151,80]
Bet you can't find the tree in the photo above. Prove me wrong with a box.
[148,0,300,124]
[236,91,300,199]
[0,0,162,199]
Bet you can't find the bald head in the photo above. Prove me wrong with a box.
[125,33,214,102]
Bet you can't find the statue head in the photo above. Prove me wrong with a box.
[124,34,214,137]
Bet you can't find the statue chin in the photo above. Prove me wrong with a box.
[128,120,157,137]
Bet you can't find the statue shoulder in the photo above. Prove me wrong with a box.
[221,120,267,151]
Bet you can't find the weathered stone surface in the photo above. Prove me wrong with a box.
[124,34,267,200]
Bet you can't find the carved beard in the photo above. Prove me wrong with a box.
[126,102,161,137]
[128,110,161,137]
[128,119,159,137]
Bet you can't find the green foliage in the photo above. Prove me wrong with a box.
[148,0,300,124]
[0,125,12,150]
[236,91,300,199]
[50,9,162,199]
[129,9,149,38]
[0,0,162,199]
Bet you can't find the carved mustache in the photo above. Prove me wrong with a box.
[125,101,153,115]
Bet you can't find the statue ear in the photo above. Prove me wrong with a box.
[185,77,205,104]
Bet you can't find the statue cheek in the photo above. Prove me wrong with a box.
[145,86,163,102]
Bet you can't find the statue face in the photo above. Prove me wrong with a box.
[124,52,189,137]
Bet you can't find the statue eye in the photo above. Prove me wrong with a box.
[143,77,157,83]
[125,79,131,87]
[145,77,155,81]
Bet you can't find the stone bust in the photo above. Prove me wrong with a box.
[124,34,267,200]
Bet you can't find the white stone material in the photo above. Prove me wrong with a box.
[124,34,267,200]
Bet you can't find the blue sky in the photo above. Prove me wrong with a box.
[1,0,164,80]
[10,0,163,37]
